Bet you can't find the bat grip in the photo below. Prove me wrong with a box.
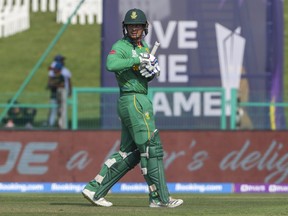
[150,41,160,55]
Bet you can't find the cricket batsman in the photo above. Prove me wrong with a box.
[82,8,184,208]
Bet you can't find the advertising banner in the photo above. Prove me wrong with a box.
[101,0,284,129]
[234,184,288,193]
[1,131,288,184]
[0,182,233,194]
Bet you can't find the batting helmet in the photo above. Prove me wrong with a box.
[122,8,149,36]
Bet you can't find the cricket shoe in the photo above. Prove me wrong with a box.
[82,188,113,207]
[149,197,183,208]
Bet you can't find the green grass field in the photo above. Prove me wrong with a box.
[0,193,287,216]
[0,11,101,95]
[0,11,101,126]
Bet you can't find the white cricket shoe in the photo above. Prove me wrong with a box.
[149,199,164,208]
[82,188,113,207]
[166,197,184,208]
[149,197,183,208]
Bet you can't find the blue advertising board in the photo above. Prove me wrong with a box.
[0,182,233,194]
[101,0,284,129]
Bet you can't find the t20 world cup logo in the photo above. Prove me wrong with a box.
[215,23,246,115]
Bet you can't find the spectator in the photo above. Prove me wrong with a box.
[2,99,37,129]
[48,54,73,96]
[47,62,65,127]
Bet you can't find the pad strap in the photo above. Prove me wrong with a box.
[138,129,170,204]
[95,174,104,184]
[93,149,140,199]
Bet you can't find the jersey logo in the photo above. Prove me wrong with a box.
[132,65,139,71]
[132,50,138,57]
[109,50,116,54]
[131,12,137,19]
[144,112,150,120]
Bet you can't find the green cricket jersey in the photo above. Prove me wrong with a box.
[106,36,153,95]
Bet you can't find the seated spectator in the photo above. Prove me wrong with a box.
[2,99,37,129]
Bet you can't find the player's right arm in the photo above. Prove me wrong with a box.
[106,42,140,73]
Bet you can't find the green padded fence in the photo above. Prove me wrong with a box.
[2,87,287,130]
[71,87,227,130]
[230,88,288,130]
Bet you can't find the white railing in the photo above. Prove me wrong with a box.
[57,0,102,25]
[0,0,30,38]
[31,0,56,12]
[31,0,103,25]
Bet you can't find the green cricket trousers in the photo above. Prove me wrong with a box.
[117,93,156,152]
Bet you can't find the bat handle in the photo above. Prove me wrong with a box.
[150,41,160,55]
[150,41,161,77]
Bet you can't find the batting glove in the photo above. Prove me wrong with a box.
[140,62,161,78]
[139,53,150,69]
[139,53,158,68]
